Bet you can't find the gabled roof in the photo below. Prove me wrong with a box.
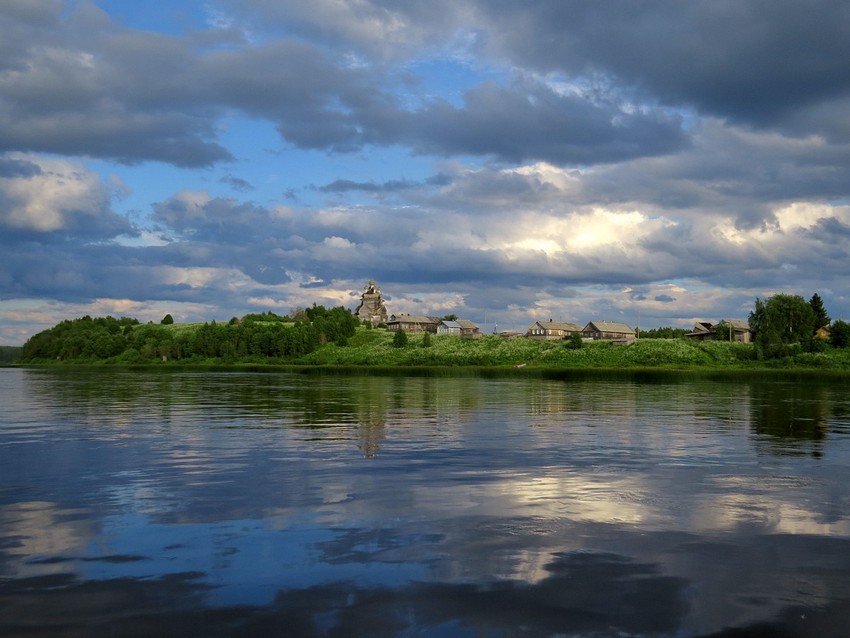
[583,321,635,335]
[440,320,462,329]
[388,314,441,324]
[456,319,479,330]
[527,320,583,332]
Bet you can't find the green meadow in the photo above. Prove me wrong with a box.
[297,329,850,372]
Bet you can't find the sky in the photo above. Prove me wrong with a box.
[2,0,850,344]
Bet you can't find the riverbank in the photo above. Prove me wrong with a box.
[15,328,850,373]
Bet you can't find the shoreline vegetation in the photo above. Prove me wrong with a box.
[8,309,850,375]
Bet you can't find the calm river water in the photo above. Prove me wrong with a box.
[1,367,849,637]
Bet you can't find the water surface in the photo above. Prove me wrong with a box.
[1,368,849,636]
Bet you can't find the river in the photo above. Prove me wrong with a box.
[1,367,849,636]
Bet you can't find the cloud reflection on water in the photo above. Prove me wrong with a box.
[2,369,850,636]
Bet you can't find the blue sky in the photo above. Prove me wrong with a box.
[3,0,850,344]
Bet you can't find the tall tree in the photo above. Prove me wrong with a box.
[809,293,830,329]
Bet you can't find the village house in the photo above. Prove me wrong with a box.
[582,321,636,344]
[685,320,751,343]
[815,326,831,340]
[386,313,442,333]
[437,319,481,338]
[526,319,583,340]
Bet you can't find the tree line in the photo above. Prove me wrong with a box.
[749,292,850,359]
[19,306,360,363]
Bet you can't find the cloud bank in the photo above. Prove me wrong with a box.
[1,1,850,343]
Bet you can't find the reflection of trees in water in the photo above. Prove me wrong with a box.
[28,370,848,462]
[750,382,831,458]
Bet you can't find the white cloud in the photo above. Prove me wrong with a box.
[774,201,850,231]
[0,154,110,232]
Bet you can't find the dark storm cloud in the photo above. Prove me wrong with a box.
[479,0,850,136]
[0,156,41,178]
[392,79,688,165]
[227,0,850,138]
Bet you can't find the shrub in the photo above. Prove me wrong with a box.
[566,332,583,350]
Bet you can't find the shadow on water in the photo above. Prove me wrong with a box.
[2,539,850,637]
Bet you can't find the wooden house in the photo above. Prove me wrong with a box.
[386,313,441,333]
[582,321,636,344]
[438,320,462,335]
[526,320,583,340]
[456,319,481,338]
[685,322,714,340]
[437,319,481,338]
[686,320,751,343]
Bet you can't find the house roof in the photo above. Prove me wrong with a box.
[440,320,462,329]
[456,319,479,330]
[527,320,583,332]
[388,314,441,325]
[583,321,635,335]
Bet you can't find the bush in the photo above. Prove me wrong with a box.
[566,332,583,350]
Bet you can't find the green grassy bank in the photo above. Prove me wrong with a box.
[296,330,850,372]
[15,322,850,373]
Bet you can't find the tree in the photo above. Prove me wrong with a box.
[392,329,408,348]
[713,320,736,342]
[809,293,830,330]
[749,294,816,358]
[830,320,850,348]
[566,331,583,350]
[421,332,432,348]
[161,313,174,325]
